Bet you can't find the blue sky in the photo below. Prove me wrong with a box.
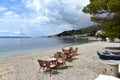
[0,0,93,37]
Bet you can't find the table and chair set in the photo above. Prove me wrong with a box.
[37,47,78,76]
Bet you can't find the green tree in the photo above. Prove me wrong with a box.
[83,0,120,42]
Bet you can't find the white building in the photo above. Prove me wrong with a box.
[95,30,104,36]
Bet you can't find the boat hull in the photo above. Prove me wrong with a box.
[97,51,120,60]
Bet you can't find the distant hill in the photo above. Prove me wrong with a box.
[56,25,102,37]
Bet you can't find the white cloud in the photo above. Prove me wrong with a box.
[4,11,15,15]
[0,30,9,33]
[0,7,7,12]
[22,0,42,13]
[44,0,51,4]
[59,23,74,31]
[4,11,20,19]
[64,0,89,6]
[0,30,21,34]
[14,31,21,34]
[44,0,60,5]
[0,0,93,36]
[0,30,23,36]
[32,15,50,24]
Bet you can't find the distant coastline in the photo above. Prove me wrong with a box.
[48,34,88,38]
[48,25,102,38]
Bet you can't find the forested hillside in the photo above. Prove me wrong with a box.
[57,25,102,37]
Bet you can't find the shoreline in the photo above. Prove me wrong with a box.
[0,41,120,80]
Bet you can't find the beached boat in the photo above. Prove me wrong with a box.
[97,51,120,60]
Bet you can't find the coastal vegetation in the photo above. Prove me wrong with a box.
[83,0,120,41]
[56,25,102,37]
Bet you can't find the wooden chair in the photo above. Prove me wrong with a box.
[56,53,67,67]
[38,60,47,71]
[69,47,78,56]
[64,52,72,61]
[62,53,67,61]
[45,61,57,76]
[62,48,69,53]
[56,52,62,56]
[60,53,67,66]
[54,52,61,59]
[62,48,74,57]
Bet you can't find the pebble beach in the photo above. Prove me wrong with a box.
[0,41,120,80]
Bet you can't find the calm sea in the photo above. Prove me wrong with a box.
[0,37,90,56]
